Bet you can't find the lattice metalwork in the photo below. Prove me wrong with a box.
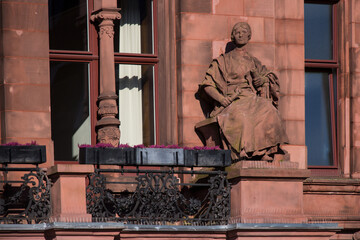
[86,168,230,225]
[0,167,51,224]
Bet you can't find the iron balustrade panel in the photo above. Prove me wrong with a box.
[86,168,231,225]
[0,167,51,224]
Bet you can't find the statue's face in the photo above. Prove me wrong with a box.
[233,26,250,45]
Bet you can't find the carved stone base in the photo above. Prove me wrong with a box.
[228,161,310,224]
[96,93,120,146]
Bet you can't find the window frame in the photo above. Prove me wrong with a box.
[50,0,159,163]
[304,0,339,175]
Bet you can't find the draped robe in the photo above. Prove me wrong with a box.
[200,48,288,159]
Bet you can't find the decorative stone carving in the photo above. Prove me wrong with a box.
[91,9,121,146]
[97,126,121,147]
[197,22,288,162]
[354,231,360,240]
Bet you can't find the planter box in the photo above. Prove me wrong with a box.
[0,145,46,164]
[79,147,135,165]
[184,149,231,167]
[135,148,184,166]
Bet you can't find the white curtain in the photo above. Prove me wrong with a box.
[118,0,143,145]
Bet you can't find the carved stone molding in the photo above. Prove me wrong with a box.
[97,126,121,147]
[99,25,115,39]
[90,9,121,23]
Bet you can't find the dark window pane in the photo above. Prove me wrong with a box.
[49,0,88,51]
[304,3,333,60]
[305,71,334,166]
[115,64,155,146]
[114,0,153,54]
[50,62,91,161]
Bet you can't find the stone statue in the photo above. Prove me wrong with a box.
[197,22,288,162]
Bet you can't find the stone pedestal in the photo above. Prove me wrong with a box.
[227,161,310,223]
[48,164,94,222]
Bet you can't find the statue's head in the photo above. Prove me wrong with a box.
[231,22,252,46]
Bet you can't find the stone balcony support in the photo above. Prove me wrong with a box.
[227,161,311,224]
[91,8,121,146]
[48,164,94,222]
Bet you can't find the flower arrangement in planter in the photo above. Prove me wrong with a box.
[134,144,184,166]
[79,143,231,167]
[78,143,135,165]
[0,141,46,164]
[184,146,231,167]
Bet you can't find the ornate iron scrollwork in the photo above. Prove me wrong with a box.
[86,169,230,225]
[0,168,51,224]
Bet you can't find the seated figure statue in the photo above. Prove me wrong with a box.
[197,22,288,162]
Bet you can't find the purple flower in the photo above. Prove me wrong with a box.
[118,144,131,148]
[1,141,38,146]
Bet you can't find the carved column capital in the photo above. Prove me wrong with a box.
[90,9,121,23]
[91,9,121,39]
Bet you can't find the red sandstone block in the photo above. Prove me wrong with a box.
[248,17,265,42]
[180,117,204,145]
[304,193,360,219]
[355,23,360,47]
[275,19,304,44]
[212,40,229,58]
[277,69,305,95]
[351,48,360,73]
[180,13,228,40]
[2,30,49,58]
[275,0,303,20]
[180,91,204,118]
[4,111,51,138]
[180,65,209,91]
[351,147,360,175]
[279,95,305,121]
[213,0,244,15]
[2,2,48,31]
[179,40,212,66]
[244,0,275,17]
[3,58,49,84]
[351,97,360,123]
[264,18,275,43]
[275,44,304,70]
[351,73,360,97]
[284,120,305,145]
[246,43,276,69]
[3,84,50,112]
[180,0,212,13]
[352,122,360,147]
[353,0,360,23]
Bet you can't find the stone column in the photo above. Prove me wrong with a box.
[91,9,121,147]
[48,164,94,222]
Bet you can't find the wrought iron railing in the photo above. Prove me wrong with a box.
[83,147,232,225]
[0,166,51,224]
[86,168,230,225]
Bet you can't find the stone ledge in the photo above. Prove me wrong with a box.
[226,164,311,180]
[0,222,341,232]
[47,164,94,177]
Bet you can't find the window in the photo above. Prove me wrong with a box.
[304,1,338,172]
[49,0,157,161]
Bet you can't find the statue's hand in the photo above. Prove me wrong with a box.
[250,68,261,79]
[253,77,265,88]
[220,96,231,107]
